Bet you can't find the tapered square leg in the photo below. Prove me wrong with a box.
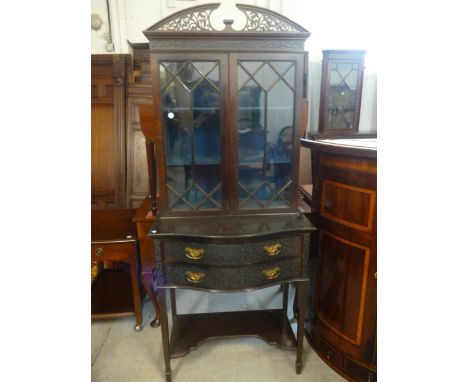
[296,281,309,374]
[156,288,172,382]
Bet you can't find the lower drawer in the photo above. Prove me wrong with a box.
[162,258,302,290]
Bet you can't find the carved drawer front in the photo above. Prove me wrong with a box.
[162,258,301,290]
[162,237,300,266]
[91,243,134,261]
[321,180,375,232]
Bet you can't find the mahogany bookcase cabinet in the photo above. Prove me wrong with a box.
[137,3,315,381]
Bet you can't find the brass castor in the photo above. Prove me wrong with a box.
[134,324,143,332]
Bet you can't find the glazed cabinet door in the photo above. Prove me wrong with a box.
[151,53,229,216]
[229,53,304,213]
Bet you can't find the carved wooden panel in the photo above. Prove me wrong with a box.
[91,54,130,209]
[91,105,116,209]
[316,230,370,346]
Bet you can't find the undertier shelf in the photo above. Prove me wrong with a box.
[169,309,297,358]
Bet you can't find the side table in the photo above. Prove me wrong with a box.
[91,209,144,331]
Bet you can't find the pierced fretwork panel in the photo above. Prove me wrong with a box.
[237,60,296,209]
[327,63,359,129]
[160,60,222,211]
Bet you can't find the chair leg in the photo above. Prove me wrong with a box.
[141,272,161,328]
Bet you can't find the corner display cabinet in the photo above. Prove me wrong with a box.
[140,3,315,381]
[316,50,367,139]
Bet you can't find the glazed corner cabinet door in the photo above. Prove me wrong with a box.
[313,50,370,140]
[139,3,315,382]
[301,138,377,382]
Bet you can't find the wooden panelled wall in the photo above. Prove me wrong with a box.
[91,46,152,209]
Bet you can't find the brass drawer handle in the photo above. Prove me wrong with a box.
[95,247,104,256]
[184,271,205,284]
[262,266,281,280]
[264,243,282,257]
[185,247,205,260]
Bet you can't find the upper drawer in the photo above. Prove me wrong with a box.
[162,236,300,266]
[321,180,375,232]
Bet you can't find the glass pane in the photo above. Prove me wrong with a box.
[176,62,202,90]
[192,79,221,164]
[192,61,217,77]
[160,60,222,211]
[327,62,358,129]
[238,79,265,163]
[267,79,294,163]
[241,61,263,75]
[166,165,221,211]
[254,63,278,91]
[237,60,295,210]
[271,61,293,75]
[238,163,292,209]
[282,65,295,88]
[159,64,173,90]
[162,79,192,165]
[167,165,193,210]
[238,66,249,89]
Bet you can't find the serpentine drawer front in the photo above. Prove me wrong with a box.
[162,236,300,266]
[163,258,300,290]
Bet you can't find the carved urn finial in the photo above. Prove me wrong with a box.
[223,19,235,31]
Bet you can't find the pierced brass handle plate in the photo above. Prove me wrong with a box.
[262,266,281,280]
[185,247,205,260]
[95,247,104,256]
[185,271,205,284]
[264,243,282,257]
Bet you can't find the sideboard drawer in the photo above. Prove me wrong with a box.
[162,236,300,266]
[162,258,302,290]
[321,180,375,232]
[91,243,134,261]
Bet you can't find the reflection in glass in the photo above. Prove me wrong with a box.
[167,165,222,210]
[237,61,296,209]
[327,62,358,129]
[160,60,222,211]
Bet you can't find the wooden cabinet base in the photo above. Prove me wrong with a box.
[306,330,376,382]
